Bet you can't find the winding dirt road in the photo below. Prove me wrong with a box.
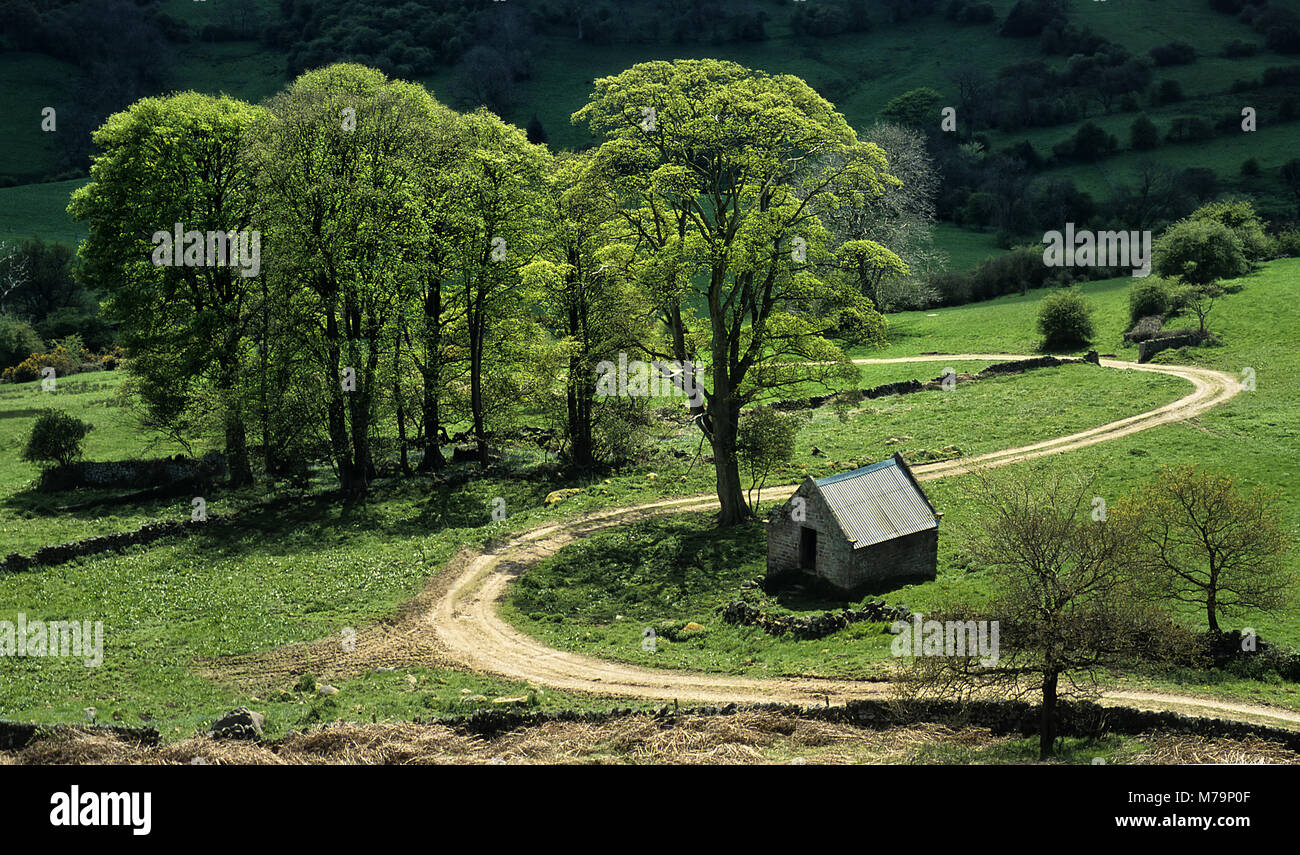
[421,354,1300,726]
[218,354,1299,728]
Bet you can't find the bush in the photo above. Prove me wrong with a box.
[22,409,93,468]
[1241,157,1261,177]
[1130,114,1159,151]
[1270,229,1300,258]
[1129,279,1173,323]
[1266,24,1300,54]
[1149,41,1196,66]
[1036,288,1095,350]
[1052,121,1117,162]
[1166,116,1214,142]
[0,314,43,371]
[1153,219,1250,288]
[1188,199,1271,261]
[0,345,81,384]
[1153,79,1185,105]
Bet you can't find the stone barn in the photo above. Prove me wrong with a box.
[765,453,941,597]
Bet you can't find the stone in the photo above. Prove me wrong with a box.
[544,488,583,506]
[317,684,339,696]
[210,707,264,739]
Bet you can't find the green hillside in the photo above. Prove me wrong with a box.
[3,0,1300,248]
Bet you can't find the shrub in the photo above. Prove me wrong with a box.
[1036,288,1095,350]
[1266,24,1300,54]
[1154,220,1248,287]
[1188,199,1271,261]
[0,314,43,371]
[946,0,996,24]
[21,409,92,469]
[0,345,81,384]
[1052,121,1117,162]
[1153,79,1185,105]
[1129,279,1173,323]
[98,345,125,370]
[1241,157,1261,177]
[1149,41,1196,66]
[1166,116,1214,142]
[1130,114,1159,151]
[1270,229,1300,258]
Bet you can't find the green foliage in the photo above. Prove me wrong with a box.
[1128,278,1172,323]
[21,408,92,468]
[574,58,890,521]
[1114,464,1293,634]
[1052,122,1118,163]
[1187,199,1270,261]
[1035,288,1095,350]
[1129,114,1159,151]
[737,406,799,511]
[1153,218,1250,287]
[0,313,42,370]
[878,87,943,131]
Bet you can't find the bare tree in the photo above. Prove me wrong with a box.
[0,241,30,314]
[1114,464,1293,635]
[818,122,945,310]
[946,63,993,135]
[898,465,1187,759]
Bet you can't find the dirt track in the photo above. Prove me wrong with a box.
[214,354,1300,730]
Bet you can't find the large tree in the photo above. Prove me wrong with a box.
[69,92,265,485]
[1114,464,1293,634]
[574,59,888,524]
[1152,217,1248,336]
[523,150,648,469]
[246,64,436,496]
[446,109,551,467]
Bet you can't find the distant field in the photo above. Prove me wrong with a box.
[0,178,86,246]
[931,223,1004,271]
[0,53,77,182]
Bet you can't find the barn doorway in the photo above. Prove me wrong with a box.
[799,526,817,570]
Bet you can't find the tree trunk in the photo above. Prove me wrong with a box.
[566,293,595,470]
[470,338,488,466]
[224,416,254,488]
[1040,670,1059,760]
[417,280,446,473]
[709,400,750,526]
[325,307,358,495]
[394,330,411,476]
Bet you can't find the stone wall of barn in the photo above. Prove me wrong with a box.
[839,528,938,594]
[767,482,938,597]
[765,480,853,585]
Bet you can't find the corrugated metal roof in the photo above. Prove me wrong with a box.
[813,455,938,549]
